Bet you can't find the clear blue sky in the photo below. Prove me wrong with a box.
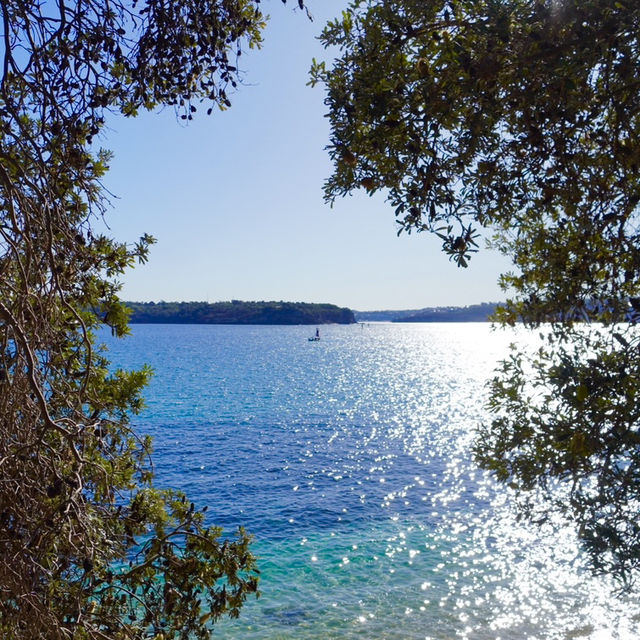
[99,0,510,311]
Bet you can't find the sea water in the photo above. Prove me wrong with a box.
[101,323,639,639]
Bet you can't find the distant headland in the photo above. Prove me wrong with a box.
[125,300,356,325]
[124,300,500,325]
[354,302,498,323]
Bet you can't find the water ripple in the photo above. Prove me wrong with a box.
[102,323,640,639]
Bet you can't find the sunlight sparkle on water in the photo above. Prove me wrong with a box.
[102,323,640,639]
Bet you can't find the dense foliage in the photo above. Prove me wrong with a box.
[312,0,640,589]
[0,0,303,637]
[126,300,356,325]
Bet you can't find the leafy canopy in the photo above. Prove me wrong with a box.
[0,0,304,638]
[312,0,640,589]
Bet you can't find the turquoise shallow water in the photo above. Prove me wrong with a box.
[102,323,639,639]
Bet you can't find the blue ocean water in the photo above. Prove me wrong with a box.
[101,323,639,639]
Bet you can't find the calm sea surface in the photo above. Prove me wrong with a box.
[101,323,639,639]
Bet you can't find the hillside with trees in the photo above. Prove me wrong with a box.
[395,302,497,322]
[355,303,497,323]
[126,301,356,325]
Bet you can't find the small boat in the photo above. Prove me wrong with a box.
[308,328,320,341]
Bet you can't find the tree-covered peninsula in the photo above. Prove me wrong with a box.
[125,301,356,325]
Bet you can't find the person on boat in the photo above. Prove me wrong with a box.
[315,328,320,338]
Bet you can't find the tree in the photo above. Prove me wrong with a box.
[0,1,303,637]
[311,0,640,589]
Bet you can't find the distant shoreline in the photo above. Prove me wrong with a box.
[123,300,500,325]
[354,302,498,323]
